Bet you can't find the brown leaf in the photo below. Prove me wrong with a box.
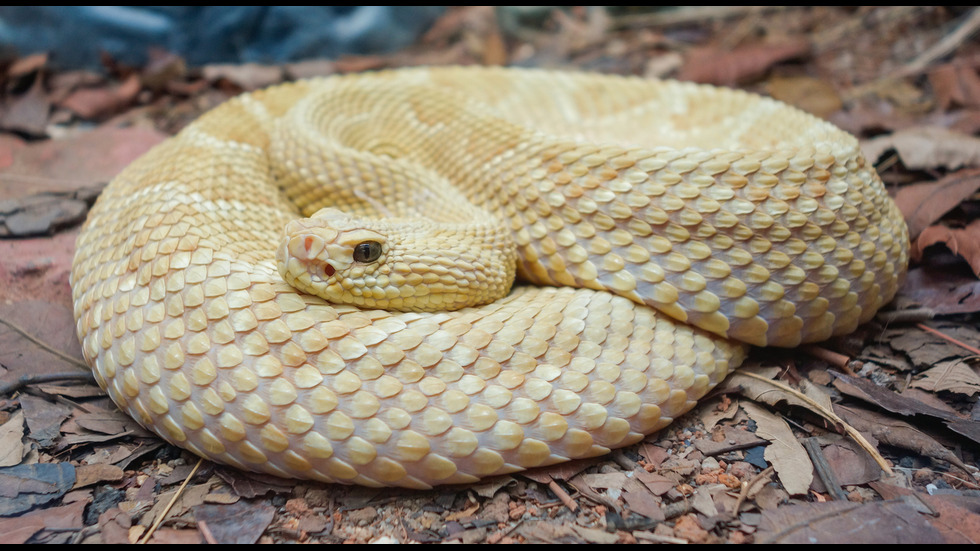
[678,39,810,86]
[767,76,842,118]
[757,500,944,544]
[60,74,141,120]
[0,411,26,467]
[835,405,969,471]
[870,484,980,545]
[930,64,980,110]
[911,359,980,397]
[862,126,980,171]
[913,219,980,277]
[740,402,812,495]
[20,394,72,448]
[0,498,85,544]
[192,500,276,545]
[893,169,980,240]
[7,53,49,79]
[899,263,980,314]
[830,370,964,422]
[201,63,284,92]
[0,77,51,137]
[72,464,125,489]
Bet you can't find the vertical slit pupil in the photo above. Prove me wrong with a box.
[354,241,382,262]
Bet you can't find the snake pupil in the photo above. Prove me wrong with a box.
[353,241,382,263]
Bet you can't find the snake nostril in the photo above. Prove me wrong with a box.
[322,263,335,277]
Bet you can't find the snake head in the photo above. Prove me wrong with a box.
[277,208,390,303]
[277,207,516,312]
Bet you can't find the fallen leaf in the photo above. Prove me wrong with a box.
[862,126,980,171]
[767,76,843,118]
[756,500,944,543]
[911,359,980,397]
[192,500,276,544]
[0,411,26,467]
[830,370,964,422]
[20,395,72,448]
[0,77,51,137]
[930,63,980,110]
[898,264,980,315]
[201,64,284,92]
[893,169,980,240]
[7,53,49,79]
[72,464,125,489]
[740,402,812,495]
[835,405,971,472]
[885,324,978,369]
[913,219,980,277]
[0,498,86,544]
[0,463,76,517]
[60,74,142,120]
[678,39,810,86]
[870,483,980,544]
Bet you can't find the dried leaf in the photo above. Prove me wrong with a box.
[757,500,944,544]
[740,402,812,495]
[0,498,86,544]
[20,395,72,448]
[835,405,970,471]
[0,463,76,517]
[893,169,980,240]
[898,265,980,315]
[870,484,980,544]
[201,64,284,92]
[930,64,980,110]
[60,74,142,120]
[0,411,26,468]
[192,500,276,545]
[830,370,964,422]
[767,76,842,118]
[73,464,125,489]
[911,359,980,396]
[678,39,810,86]
[913,219,980,277]
[0,78,50,137]
[862,126,980,171]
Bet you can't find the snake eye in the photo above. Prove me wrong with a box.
[353,241,382,263]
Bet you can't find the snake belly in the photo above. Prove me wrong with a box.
[70,67,908,489]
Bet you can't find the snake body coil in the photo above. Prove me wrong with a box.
[71,67,908,488]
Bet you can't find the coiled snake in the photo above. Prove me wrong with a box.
[71,67,908,488]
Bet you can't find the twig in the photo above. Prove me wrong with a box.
[730,466,774,517]
[736,371,894,475]
[0,316,89,369]
[0,372,97,396]
[802,345,859,375]
[802,437,848,501]
[875,307,935,325]
[611,6,788,29]
[916,323,980,356]
[894,7,980,77]
[138,457,204,544]
[197,520,218,544]
[547,479,578,513]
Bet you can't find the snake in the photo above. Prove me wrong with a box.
[70,67,909,489]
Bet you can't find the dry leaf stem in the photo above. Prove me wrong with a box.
[138,457,204,544]
[737,371,894,475]
[916,323,980,356]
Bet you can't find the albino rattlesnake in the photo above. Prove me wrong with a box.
[70,67,908,488]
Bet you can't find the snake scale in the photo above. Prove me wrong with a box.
[70,67,908,489]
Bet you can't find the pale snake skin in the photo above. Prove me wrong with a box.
[70,67,908,489]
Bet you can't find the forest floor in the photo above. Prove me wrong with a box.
[0,6,978,544]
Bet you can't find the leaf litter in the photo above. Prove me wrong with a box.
[0,5,979,544]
